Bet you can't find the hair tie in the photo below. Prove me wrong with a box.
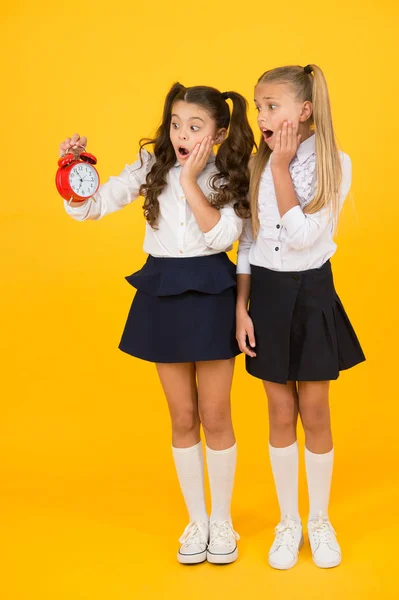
[221,91,229,100]
[304,65,313,75]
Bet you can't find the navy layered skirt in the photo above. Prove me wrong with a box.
[119,253,241,363]
[247,260,366,384]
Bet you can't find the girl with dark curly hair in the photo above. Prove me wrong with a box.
[60,81,255,565]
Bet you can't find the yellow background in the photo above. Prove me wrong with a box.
[1,1,398,598]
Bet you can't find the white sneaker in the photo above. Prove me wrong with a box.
[268,515,304,570]
[308,512,341,568]
[207,520,240,564]
[177,521,209,564]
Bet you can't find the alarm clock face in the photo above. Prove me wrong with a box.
[69,163,99,198]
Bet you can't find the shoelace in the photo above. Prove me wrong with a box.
[308,513,336,545]
[179,521,208,547]
[274,515,298,548]
[209,521,240,548]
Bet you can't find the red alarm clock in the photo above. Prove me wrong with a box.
[56,145,100,203]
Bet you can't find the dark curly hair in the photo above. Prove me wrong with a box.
[138,82,255,228]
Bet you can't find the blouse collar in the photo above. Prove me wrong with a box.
[296,133,316,165]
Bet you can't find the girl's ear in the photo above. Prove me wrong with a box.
[214,128,227,145]
[299,100,313,123]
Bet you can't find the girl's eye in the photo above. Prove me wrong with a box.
[255,106,261,112]
[191,126,200,132]
[269,104,277,110]
[172,122,179,129]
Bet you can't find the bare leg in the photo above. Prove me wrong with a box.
[156,362,200,448]
[263,380,299,447]
[196,358,235,450]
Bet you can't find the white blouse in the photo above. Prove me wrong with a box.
[64,150,244,257]
[237,135,352,274]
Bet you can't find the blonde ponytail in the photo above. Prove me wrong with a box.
[304,64,342,228]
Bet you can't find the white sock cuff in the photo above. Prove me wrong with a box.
[172,441,202,454]
[305,447,334,463]
[269,441,298,457]
[206,442,237,456]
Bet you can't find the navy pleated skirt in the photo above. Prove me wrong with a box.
[119,253,241,363]
[247,260,365,384]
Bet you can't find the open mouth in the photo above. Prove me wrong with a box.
[262,128,274,141]
[178,146,190,157]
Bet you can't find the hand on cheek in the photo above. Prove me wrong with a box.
[180,136,214,184]
[271,121,301,170]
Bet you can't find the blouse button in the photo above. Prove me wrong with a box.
[276,224,281,229]
[179,250,183,254]
[275,247,279,252]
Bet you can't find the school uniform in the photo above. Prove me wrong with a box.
[65,150,242,363]
[237,135,365,384]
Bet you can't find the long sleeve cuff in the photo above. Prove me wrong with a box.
[63,198,93,221]
[236,250,251,274]
[280,205,304,238]
[203,214,241,251]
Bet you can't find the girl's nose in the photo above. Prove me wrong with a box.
[179,131,188,140]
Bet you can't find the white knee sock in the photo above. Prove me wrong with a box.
[269,441,300,522]
[206,443,237,523]
[305,447,334,520]
[172,442,208,523]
